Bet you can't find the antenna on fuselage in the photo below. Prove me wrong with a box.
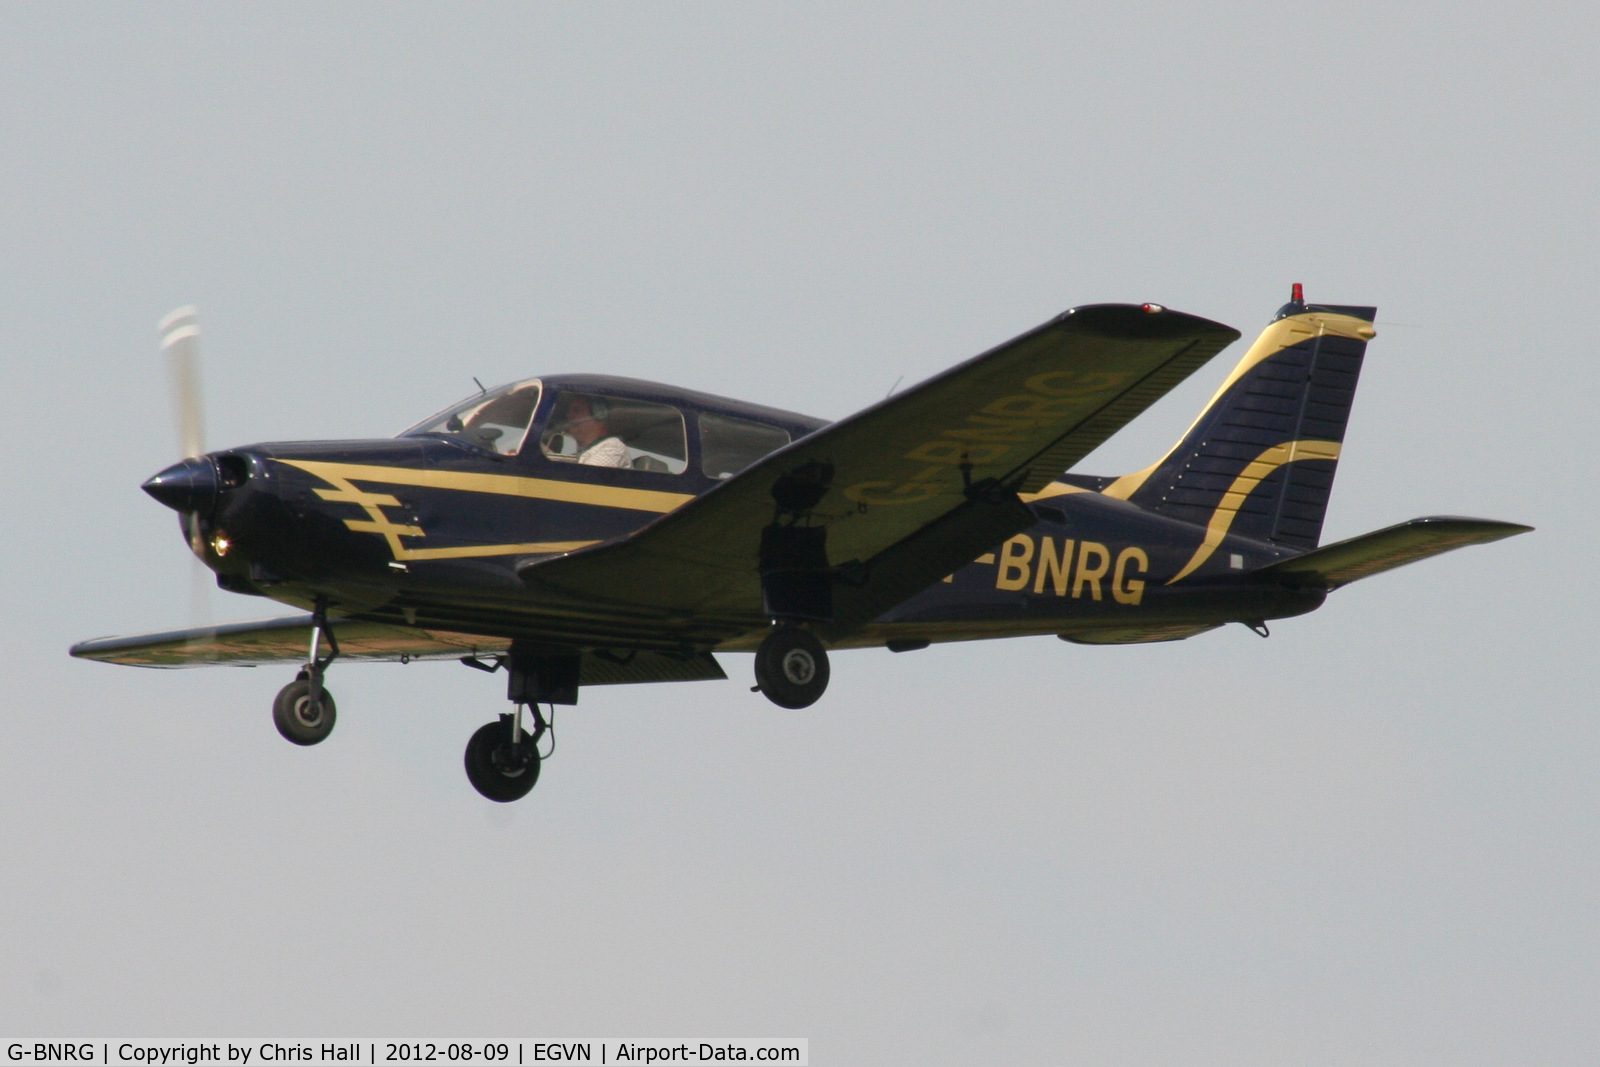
[473,377,487,395]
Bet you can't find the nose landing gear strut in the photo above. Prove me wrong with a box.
[273,599,339,745]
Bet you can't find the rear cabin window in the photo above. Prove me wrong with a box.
[540,391,687,474]
[699,412,791,479]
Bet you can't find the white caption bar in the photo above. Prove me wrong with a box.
[5,1044,807,1067]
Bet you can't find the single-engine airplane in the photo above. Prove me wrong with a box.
[72,288,1531,801]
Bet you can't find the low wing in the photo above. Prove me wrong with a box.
[71,616,496,666]
[522,304,1240,638]
[1255,516,1533,590]
[69,616,725,685]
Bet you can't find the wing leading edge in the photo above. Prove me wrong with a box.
[521,304,1241,639]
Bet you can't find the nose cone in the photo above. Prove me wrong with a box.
[142,456,218,513]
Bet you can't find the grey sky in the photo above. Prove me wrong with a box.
[3,4,1595,1062]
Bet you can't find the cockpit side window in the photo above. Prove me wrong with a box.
[400,380,542,456]
[541,391,687,474]
[699,412,791,478]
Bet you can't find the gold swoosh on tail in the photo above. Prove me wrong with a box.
[1165,440,1341,584]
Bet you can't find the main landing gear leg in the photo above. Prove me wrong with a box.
[463,644,577,802]
[273,598,339,746]
[464,704,544,803]
[754,516,833,709]
[754,625,830,709]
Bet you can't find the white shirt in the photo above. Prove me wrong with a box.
[577,435,629,468]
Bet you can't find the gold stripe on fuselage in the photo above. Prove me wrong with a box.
[277,459,696,561]
[280,460,697,512]
[389,540,601,561]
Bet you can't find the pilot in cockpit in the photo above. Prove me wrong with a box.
[561,396,629,468]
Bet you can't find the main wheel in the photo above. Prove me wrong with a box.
[464,718,541,802]
[754,627,830,709]
[272,678,337,745]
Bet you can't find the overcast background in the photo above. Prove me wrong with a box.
[2,4,1594,1063]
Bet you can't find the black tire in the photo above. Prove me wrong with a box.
[754,627,831,709]
[272,678,337,746]
[464,719,541,802]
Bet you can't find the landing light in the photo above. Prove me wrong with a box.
[212,533,232,557]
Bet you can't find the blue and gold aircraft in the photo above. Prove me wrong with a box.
[72,289,1530,801]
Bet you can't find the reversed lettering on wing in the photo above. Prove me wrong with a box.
[841,369,1132,505]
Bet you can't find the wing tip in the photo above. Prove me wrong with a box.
[1057,303,1241,343]
[1409,515,1535,537]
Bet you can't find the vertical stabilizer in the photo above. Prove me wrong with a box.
[1103,289,1376,567]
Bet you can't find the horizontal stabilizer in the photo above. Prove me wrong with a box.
[1254,516,1532,590]
[69,616,726,685]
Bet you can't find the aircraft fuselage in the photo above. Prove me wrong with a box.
[150,375,1323,655]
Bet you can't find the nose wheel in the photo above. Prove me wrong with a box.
[754,626,830,708]
[272,675,337,745]
[464,712,543,802]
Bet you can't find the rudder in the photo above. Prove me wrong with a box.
[1103,287,1376,557]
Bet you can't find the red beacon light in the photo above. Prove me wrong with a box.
[1141,303,1164,313]
[1291,282,1304,303]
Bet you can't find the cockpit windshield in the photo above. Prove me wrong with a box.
[399,379,542,456]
